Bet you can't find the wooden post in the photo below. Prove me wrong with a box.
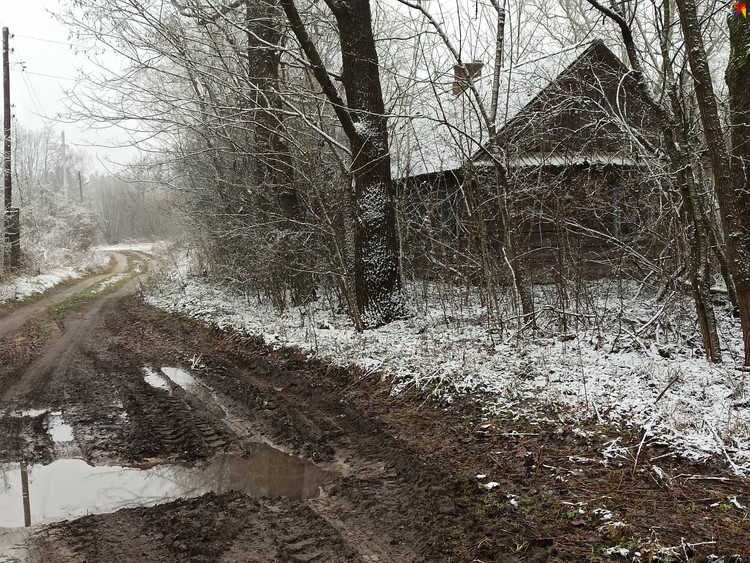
[3,26,19,269]
[3,27,10,214]
[20,461,31,527]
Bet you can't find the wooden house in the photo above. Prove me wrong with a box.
[391,39,664,282]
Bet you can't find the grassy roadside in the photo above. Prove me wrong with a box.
[0,256,118,317]
[47,252,150,318]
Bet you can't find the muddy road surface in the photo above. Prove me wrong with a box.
[0,253,473,562]
[2,252,750,562]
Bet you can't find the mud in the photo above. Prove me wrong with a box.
[0,447,332,527]
[0,254,466,562]
[1,252,749,562]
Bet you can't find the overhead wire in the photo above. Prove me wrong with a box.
[14,33,75,47]
[9,37,54,123]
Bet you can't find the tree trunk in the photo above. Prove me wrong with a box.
[675,0,750,364]
[586,0,723,362]
[332,0,404,327]
[247,0,314,306]
[495,164,535,327]
[726,15,750,366]
[283,0,405,328]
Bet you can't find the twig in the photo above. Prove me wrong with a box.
[674,474,730,482]
[654,373,680,404]
[632,414,657,475]
[621,326,647,353]
[709,427,742,475]
[636,300,669,335]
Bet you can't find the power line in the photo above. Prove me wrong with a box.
[14,33,76,47]
[8,68,76,82]
[20,71,47,119]
[10,42,49,119]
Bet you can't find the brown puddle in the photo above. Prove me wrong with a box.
[0,445,333,528]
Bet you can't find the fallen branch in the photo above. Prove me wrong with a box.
[654,373,680,404]
[632,414,657,475]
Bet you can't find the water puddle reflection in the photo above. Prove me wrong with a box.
[47,412,74,443]
[143,368,171,393]
[0,445,333,528]
[142,366,220,409]
[0,409,75,444]
[160,366,217,406]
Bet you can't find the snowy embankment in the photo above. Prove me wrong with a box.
[144,264,750,475]
[0,243,157,305]
[0,267,84,304]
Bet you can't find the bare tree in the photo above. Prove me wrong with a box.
[723,10,750,366]
[584,0,724,362]
[60,0,407,328]
[280,0,405,328]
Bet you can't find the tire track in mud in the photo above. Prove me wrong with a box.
[0,252,235,467]
[31,494,365,563]
[2,292,470,561]
[190,347,464,561]
[0,252,129,340]
[1,252,149,403]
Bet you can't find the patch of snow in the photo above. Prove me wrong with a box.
[95,274,128,291]
[603,546,630,557]
[0,268,81,304]
[728,495,745,510]
[592,507,613,521]
[144,256,750,475]
[0,244,121,305]
[17,409,48,418]
[94,242,161,253]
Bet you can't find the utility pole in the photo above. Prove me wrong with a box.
[3,26,20,270]
[20,461,31,527]
[3,28,10,214]
[61,130,68,198]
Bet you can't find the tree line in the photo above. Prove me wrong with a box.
[54,0,750,366]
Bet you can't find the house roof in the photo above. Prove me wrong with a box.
[389,39,649,179]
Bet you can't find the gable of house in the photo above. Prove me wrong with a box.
[390,39,657,182]
[388,41,602,179]
[476,40,658,168]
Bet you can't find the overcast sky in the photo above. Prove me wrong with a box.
[1,0,135,171]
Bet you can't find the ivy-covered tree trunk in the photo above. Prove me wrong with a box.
[726,15,750,366]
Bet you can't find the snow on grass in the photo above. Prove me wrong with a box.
[0,267,82,304]
[94,242,163,254]
[144,260,750,475]
[0,243,147,305]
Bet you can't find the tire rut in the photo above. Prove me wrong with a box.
[2,295,470,562]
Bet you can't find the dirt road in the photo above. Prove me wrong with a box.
[0,252,474,562]
[1,252,749,562]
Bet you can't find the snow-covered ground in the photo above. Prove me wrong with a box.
[144,253,750,476]
[0,267,84,304]
[3,242,747,475]
[0,242,157,305]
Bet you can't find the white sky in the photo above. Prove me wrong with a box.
[1,0,136,171]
